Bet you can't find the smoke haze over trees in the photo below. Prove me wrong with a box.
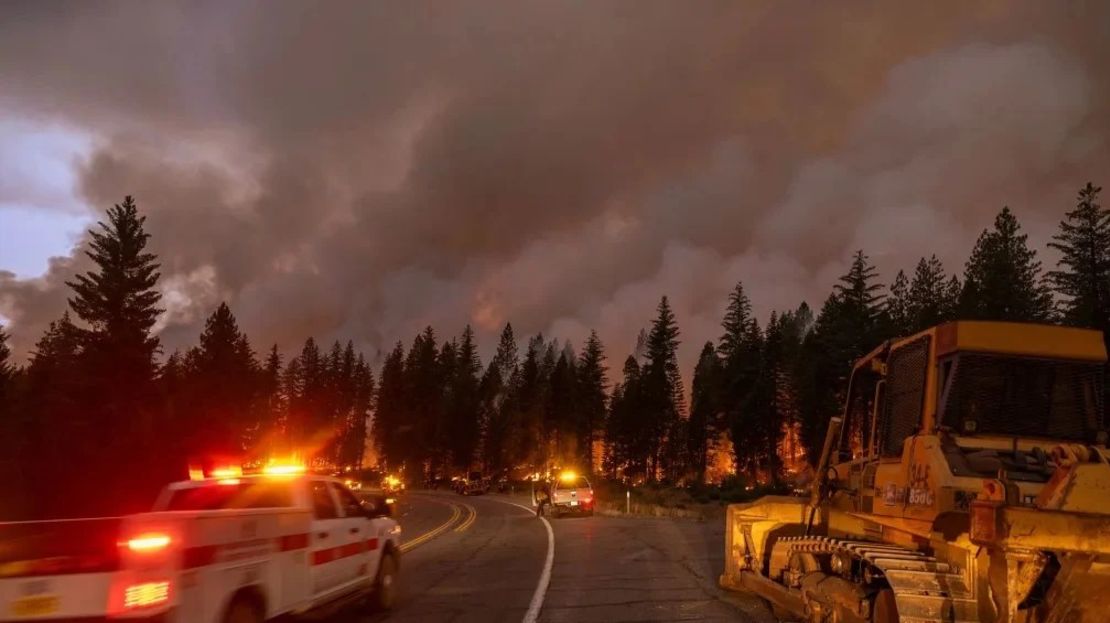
[3,2,1110,393]
[2,186,1107,519]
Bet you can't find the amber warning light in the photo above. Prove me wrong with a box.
[263,463,306,476]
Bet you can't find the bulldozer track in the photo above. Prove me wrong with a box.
[776,536,979,623]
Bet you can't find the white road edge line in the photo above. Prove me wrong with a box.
[495,500,554,623]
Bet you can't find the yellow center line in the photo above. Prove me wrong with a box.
[400,497,462,553]
[454,503,478,532]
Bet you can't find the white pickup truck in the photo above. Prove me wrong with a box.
[0,470,401,622]
[549,474,594,517]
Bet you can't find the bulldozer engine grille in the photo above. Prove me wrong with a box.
[944,354,1104,441]
[882,336,930,457]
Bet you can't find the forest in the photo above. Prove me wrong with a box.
[1,184,1107,519]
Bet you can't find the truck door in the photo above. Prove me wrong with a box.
[308,479,346,597]
[331,483,378,589]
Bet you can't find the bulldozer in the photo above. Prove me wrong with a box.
[720,321,1110,622]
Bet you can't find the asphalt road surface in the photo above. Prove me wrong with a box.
[340,491,775,623]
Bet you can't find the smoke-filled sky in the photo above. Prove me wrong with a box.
[2,1,1109,372]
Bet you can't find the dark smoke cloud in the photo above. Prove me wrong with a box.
[2,1,1109,372]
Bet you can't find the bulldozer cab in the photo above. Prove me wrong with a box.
[824,321,1107,529]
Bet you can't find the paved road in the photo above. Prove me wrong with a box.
[341,492,774,623]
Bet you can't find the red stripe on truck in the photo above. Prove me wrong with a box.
[182,544,218,569]
[311,537,378,566]
[181,533,308,569]
[278,533,309,551]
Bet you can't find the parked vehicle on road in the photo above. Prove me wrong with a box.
[0,463,402,622]
[456,472,489,496]
[541,472,595,517]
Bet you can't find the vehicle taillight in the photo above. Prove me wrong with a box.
[127,534,171,553]
[123,581,170,608]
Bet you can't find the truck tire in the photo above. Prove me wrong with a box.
[223,596,263,623]
[369,553,399,611]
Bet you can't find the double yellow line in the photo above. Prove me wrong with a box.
[400,497,478,553]
[454,503,477,533]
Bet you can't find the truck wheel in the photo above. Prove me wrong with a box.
[369,553,399,611]
[223,596,262,623]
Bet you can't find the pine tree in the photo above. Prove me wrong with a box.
[280,355,303,449]
[64,196,166,510]
[260,345,284,448]
[605,355,644,480]
[492,324,519,381]
[576,330,608,474]
[404,327,443,478]
[960,207,1053,321]
[342,354,374,469]
[66,197,163,359]
[447,326,482,471]
[718,282,763,476]
[373,342,406,470]
[23,314,85,516]
[719,283,755,361]
[479,324,519,472]
[185,303,259,456]
[773,308,807,474]
[795,254,887,464]
[513,334,547,468]
[688,342,721,484]
[752,313,782,483]
[907,255,951,331]
[942,275,962,320]
[835,250,886,346]
[1048,183,1110,330]
[642,296,682,480]
[886,270,911,336]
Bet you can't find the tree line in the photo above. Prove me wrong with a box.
[0,198,377,518]
[0,183,1107,517]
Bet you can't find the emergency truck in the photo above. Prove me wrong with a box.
[534,472,595,517]
[549,472,594,516]
[0,464,401,622]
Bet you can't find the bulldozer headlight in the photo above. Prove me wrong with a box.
[830,552,851,576]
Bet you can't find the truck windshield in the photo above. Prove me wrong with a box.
[161,481,295,511]
[942,354,1104,441]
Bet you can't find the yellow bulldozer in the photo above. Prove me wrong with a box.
[720,321,1110,622]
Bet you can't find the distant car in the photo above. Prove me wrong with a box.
[547,473,594,517]
[344,478,363,491]
[458,471,489,495]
